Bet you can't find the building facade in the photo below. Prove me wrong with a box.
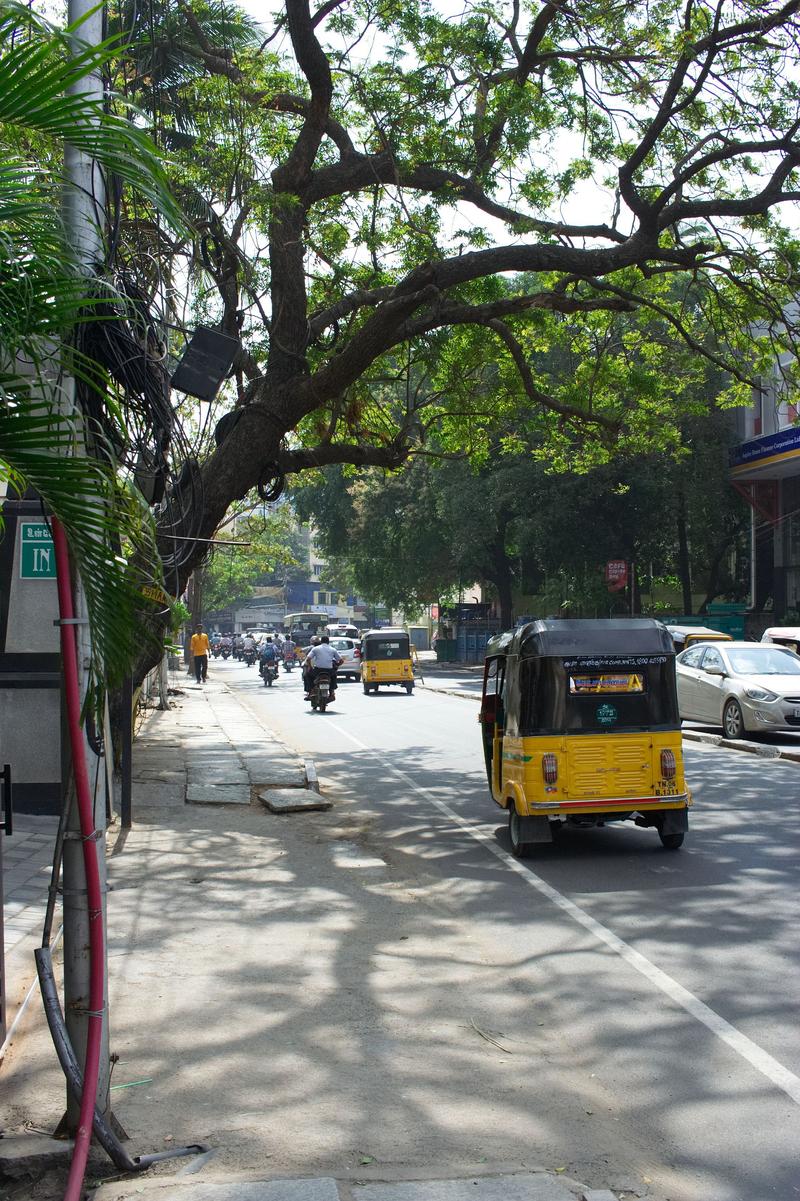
[730,345,800,617]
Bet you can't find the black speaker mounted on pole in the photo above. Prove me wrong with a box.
[170,326,240,402]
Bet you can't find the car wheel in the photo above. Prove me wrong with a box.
[508,805,531,859]
[405,683,413,694]
[362,683,370,695]
[659,830,684,850]
[722,698,745,739]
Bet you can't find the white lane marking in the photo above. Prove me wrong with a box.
[326,716,800,1107]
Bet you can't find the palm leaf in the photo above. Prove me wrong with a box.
[0,389,163,691]
[0,2,188,697]
[0,3,185,230]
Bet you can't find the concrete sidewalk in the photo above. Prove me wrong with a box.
[1,813,61,1062]
[1,678,621,1201]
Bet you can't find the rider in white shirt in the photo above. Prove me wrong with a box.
[304,636,343,697]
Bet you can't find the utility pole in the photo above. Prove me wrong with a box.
[59,0,114,1132]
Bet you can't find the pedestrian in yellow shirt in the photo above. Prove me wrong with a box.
[190,624,210,684]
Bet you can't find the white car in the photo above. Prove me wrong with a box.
[676,640,800,738]
[328,636,362,681]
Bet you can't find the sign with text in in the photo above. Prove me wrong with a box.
[605,559,628,592]
[20,521,56,579]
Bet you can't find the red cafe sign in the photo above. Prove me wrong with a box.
[605,560,628,591]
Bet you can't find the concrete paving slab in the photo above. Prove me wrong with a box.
[92,1177,340,1201]
[135,770,186,783]
[188,767,250,785]
[187,782,251,805]
[132,781,185,808]
[259,787,332,812]
[0,1134,73,1177]
[354,1176,578,1201]
[245,760,307,788]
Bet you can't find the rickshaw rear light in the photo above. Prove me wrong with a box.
[542,753,558,785]
[660,749,676,780]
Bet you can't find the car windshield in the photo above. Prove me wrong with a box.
[726,648,800,675]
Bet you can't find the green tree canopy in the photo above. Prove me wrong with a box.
[104,0,800,600]
[296,406,747,627]
[200,508,301,612]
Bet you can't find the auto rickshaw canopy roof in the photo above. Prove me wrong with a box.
[486,618,674,661]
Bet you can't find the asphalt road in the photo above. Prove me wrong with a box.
[221,658,800,1201]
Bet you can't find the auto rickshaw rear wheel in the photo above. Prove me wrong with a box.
[508,806,532,858]
[658,829,684,850]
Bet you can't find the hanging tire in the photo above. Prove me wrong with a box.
[659,829,684,850]
[508,805,532,859]
[722,698,745,739]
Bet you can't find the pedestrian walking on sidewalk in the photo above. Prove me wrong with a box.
[191,624,210,683]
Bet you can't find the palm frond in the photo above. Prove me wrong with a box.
[0,1,188,696]
[0,388,163,690]
[0,2,186,231]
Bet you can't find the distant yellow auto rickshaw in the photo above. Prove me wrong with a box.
[479,618,691,854]
[665,624,732,653]
[361,628,415,695]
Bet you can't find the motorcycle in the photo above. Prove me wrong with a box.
[243,647,256,667]
[221,646,231,660]
[282,651,296,673]
[308,669,334,712]
[260,659,279,687]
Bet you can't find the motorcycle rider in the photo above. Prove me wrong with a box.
[282,635,297,666]
[303,635,343,700]
[259,635,279,680]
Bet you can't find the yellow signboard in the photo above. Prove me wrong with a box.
[140,584,173,607]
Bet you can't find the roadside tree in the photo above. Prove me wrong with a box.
[101,1,800,659]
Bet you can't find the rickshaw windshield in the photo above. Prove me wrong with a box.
[362,636,410,660]
[520,654,678,733]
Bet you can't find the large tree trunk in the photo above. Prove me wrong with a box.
[488,540,514,629]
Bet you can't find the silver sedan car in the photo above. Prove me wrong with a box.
[328,636,362,681]
[676,640,800,738]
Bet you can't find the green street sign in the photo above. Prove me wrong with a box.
[20,520,56,579]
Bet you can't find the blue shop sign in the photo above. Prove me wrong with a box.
[730,425,800,469]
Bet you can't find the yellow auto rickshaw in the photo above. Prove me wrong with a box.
[361,628,415,694]
[479,618,690,854]
[665,624,732,653]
